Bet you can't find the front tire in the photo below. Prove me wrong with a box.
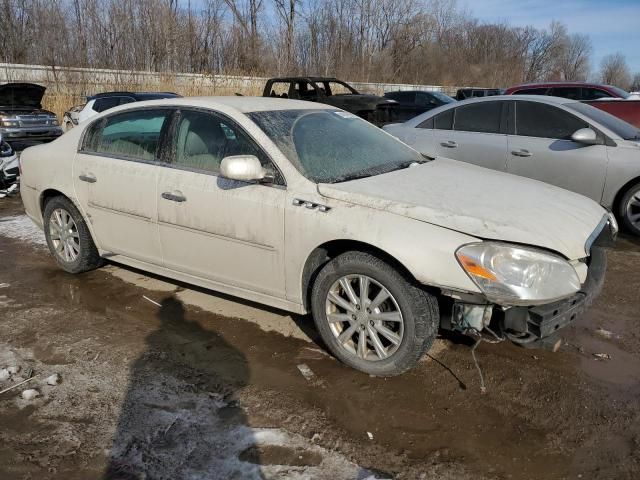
[43,196,103,273]
[310,251,439,376]
[619,182,640,236]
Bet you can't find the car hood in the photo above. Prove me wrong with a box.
[317,157,606,260]
[0,83,45,109]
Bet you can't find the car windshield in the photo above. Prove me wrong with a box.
[432,92,455,103]
[607,86,631,99]
[248,109,427,183]
[567,102,640,140]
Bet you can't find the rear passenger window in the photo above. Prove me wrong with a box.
[515,102,588,140]
[173,110,277,180]
[433,109,454,130]
[417,117,434,129]
[453,102,502,134]
[82,109,171,161]
[93,96,135,113]
[582,88,613,100]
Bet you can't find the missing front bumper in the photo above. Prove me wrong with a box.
[441,247,607,345]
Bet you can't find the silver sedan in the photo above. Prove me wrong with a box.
[384,95,640,235]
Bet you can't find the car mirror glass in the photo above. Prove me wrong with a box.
[219,155,266,182]
[571,128,598,145]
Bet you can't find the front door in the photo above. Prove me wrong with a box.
[428,101,509,171]
[73,108,173,263]
[506,100,608,202]
[156,108,287,298]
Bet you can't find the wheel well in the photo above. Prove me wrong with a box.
[612,176,640,217]
[300,240,420,311]
[39,189,67,214]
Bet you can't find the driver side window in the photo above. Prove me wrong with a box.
[515,101,588,140]
[172,109,283,184]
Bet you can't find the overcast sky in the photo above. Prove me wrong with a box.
[465,0,640,75]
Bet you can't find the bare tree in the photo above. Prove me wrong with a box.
[631,73,640,92]
[557,33,592,81]
[600,53,632,88]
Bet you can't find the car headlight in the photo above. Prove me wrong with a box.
[48,118,59,126]
[0,141,13,157]
[1,119,20,127]
[456,242,581,305]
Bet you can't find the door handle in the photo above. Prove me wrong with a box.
[511,149,532,157]
[161,191,186,203]
[440,140,458,148]
[78,174,97,183]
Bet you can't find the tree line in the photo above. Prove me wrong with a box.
[1,0,638,90]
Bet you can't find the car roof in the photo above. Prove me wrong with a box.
[507,82,617,90]
[453,95,571,105]
[101,96,335,114]
[88,91,180,100]
[400,95,574,127]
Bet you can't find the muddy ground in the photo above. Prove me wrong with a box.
[1,195,639,480]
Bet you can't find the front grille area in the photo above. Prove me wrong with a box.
[16,114,52,127]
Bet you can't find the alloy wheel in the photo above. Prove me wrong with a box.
[49,208,81,263]
[325,274,404,361]
[626,192,640,230]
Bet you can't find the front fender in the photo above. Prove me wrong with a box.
[284,193,481,307]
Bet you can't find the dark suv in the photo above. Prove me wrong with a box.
[0,83,63,144]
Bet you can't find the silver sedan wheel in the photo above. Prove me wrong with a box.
[49,208,80,263]
[626,192,640,230]
[325,274,404,361]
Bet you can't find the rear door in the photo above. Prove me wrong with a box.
[156,108,287,298]
[506,100,608,201]
[73,108,172,263]
[429,101,509,171]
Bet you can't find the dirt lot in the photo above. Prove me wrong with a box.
[1,195,640,480]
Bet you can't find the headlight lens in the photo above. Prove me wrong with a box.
[0,140,13,157]
[48,118,59,126]
[456,242,581,305]
[1,119,20,127]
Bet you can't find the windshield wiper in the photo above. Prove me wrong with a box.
[333,159,428,183]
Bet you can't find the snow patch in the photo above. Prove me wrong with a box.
[0,215,46,247]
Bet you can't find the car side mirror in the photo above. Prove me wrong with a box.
[571,128,598,145]
[220,155,269,183]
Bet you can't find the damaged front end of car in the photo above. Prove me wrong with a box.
[440,213,616,350]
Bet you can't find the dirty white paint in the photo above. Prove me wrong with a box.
[319,157,606,260]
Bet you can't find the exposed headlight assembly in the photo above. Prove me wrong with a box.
[456,242,581,306]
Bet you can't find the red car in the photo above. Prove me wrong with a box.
[504,82,640,128]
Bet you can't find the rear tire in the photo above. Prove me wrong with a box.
[43,196,103,273]
[619,182,640,236]
[310,251,439,376]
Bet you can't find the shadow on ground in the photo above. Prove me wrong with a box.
[103,296,263,479]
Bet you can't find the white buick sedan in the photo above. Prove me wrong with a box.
[20,97,615,375]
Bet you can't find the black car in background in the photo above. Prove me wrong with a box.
[455,88,503,100]
[383,90,456,121]
[262,77,399,126]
